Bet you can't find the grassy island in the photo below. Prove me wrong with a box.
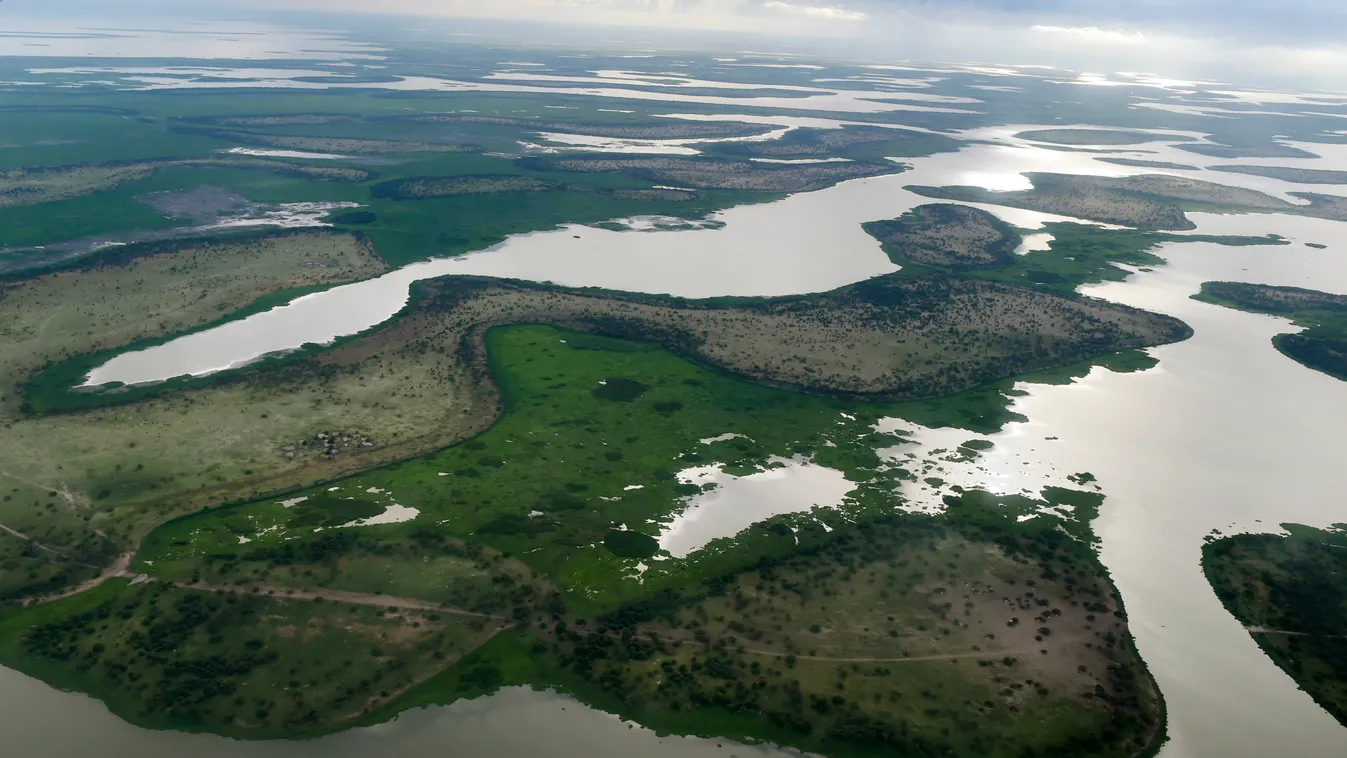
[1203,524,1347,727]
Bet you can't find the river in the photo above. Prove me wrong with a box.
[82,123,1334,387]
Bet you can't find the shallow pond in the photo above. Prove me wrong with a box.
[659,455,855,558]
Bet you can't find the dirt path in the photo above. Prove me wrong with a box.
[185,580,508,620]
[24,565,511,624]
[15,536,509,626]
[0,522,53,551]
[337,623,512,724]
[0,521,82,560]
[21,551,135,606]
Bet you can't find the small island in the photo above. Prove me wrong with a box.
[1015,129,1169,146]
[1203,524,1347,727]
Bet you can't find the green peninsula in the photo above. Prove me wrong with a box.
[1203,524,1347,727]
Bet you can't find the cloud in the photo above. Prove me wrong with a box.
[1030,25,1148,45]
[762,1,866,21]
[17,0,1347,90]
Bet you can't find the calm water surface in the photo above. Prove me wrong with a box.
[0,671,797,758]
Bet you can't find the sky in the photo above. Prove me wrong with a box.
[7,0,1347,89]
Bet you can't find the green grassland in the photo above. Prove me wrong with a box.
[1203,524,1347,727]
[1193,281,1347,381]
[0,231,509,603]
[0,323,1165,754]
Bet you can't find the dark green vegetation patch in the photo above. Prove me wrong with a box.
[286,496,383,528]
[592,377,650,401]
[1194,281,1347,381]
[1203,524,1347,727]
[603,529,659,559]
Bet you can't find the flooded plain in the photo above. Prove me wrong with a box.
[5,28,1347,754]
[15,209,1347,758]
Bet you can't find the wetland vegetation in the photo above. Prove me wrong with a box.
[0,195,1189,751]
[1203,524,1347,727]
[8,53,1339,756]
[0,320,1166,754]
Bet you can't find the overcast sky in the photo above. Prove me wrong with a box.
[8,0,1347,89]
[237,0,1347,42]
